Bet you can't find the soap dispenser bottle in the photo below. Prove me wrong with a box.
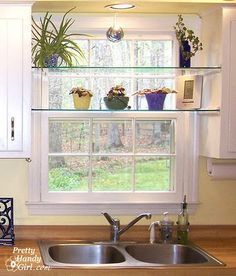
[177,195,189,244]
[159,212,174,243]
[149,212,174,244]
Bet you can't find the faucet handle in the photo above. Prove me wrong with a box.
[101,212,119,226]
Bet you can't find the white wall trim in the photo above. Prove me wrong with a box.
[26,201,199,215]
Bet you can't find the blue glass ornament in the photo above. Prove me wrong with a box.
[106,26,124,42]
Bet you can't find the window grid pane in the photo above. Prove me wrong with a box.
[48,156,89,192]
[134,157,171,191]
[49,120,90,153]
[48,118,175,192]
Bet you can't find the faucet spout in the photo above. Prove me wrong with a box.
[119,213,152,236]
[102,212,152,242]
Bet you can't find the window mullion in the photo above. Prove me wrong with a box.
[88,117,93,192]
[130,40,135,108]
[132,117,136,192]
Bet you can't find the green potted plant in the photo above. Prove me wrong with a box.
[69,87,93,109]
[173,14,203,67]
[104,85,129,110]
[32,8,87,68]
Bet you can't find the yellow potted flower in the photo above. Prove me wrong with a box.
[69,87,93,109]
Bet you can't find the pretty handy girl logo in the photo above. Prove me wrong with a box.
[5,246,50,272]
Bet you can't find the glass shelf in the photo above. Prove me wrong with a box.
[31,108,220,112]
[32,66,221,75]
[32,66,221,112]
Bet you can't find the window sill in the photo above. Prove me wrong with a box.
[26,201,199,215]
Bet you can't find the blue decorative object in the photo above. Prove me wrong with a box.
[145,93,166,110]
[179,40,191,68]
[44,54,59,67]
[0,198,14,246]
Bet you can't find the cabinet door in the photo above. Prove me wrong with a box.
[0,5,31,158]
[228,19,236,153]
[0,20,8,151]
[0,18,23,152]
[220,8,236,157]
[200,7,236,158]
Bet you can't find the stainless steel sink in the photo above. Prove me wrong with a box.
[48,244,125,264]
[39,241,127,268]
[125,243,219,265]
[39,240,224,268]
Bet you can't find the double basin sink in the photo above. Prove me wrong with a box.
[39,240,224,268]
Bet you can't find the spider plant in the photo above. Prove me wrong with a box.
[32,8,87,68]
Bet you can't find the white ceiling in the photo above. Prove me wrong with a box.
[32,0,236,15]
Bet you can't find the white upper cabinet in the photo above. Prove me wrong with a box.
[225,9,236,155]
[200,7,236,158]
[0,5,31,158]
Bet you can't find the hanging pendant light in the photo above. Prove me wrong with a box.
[106,14,124,43]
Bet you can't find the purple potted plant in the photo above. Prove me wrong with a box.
[135,87,177,111]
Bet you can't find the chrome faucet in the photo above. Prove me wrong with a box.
[102,212,152,242]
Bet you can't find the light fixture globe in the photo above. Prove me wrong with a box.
[105,3,136,10]
[106,25,124,42]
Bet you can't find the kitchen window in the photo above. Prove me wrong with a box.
[29,33,198,214]
[40,112,184,203]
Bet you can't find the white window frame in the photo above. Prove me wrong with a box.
[42,112,182,202]
[27,14,200,215]
[28,111,199,215]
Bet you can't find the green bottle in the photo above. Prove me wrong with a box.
[177,195,189,244]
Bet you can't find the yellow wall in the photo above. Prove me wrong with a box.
[0,157,236,225]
